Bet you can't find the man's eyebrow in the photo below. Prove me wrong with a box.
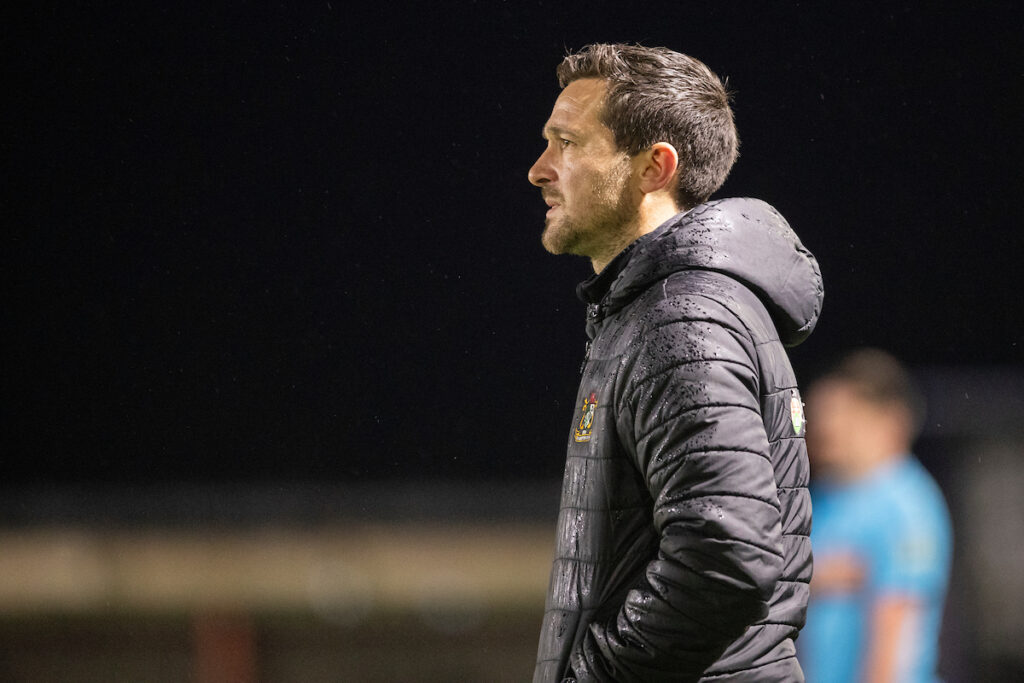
[542,124,580,139]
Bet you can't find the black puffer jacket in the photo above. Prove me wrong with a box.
[534,198,823,682]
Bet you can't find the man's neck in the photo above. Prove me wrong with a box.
[590,199,683,273]
[590,221,645,274]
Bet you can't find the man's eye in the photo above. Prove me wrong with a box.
[559,138,573,148]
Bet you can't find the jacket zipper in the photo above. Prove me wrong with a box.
[581,303,600,374]
[580,340,592,374]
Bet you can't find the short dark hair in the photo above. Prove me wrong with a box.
[556,43,738,209]
[821,348,927,437]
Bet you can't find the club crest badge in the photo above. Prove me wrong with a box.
[574,392,598,443]
[791,393,805,435]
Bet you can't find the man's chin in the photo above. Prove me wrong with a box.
[541,233,564,255]
[541,221,579,256]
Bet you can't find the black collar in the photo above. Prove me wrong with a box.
[575,233,647,305]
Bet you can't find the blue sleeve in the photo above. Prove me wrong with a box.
[870,474,951,597]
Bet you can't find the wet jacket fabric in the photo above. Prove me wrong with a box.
[533,197,824,683]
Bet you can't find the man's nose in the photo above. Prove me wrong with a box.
[528,147,555,187]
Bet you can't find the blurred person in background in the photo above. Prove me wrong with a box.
[800,348,952,682]
[529,43,823,682]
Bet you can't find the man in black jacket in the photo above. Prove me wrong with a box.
[528,44,824,682]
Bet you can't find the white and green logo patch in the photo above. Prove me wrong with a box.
[790,394,805,435]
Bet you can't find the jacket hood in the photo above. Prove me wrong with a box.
[579,197,824,346]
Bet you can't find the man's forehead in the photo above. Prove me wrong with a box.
[553,78,605,114]
[544,78,606,132]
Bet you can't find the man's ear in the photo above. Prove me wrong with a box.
[637,142,679,195]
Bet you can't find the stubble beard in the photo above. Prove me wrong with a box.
[541,160,637,260]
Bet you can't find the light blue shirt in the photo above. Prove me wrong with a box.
[800,456,952,682]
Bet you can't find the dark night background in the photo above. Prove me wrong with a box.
[5,2,1022,486]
